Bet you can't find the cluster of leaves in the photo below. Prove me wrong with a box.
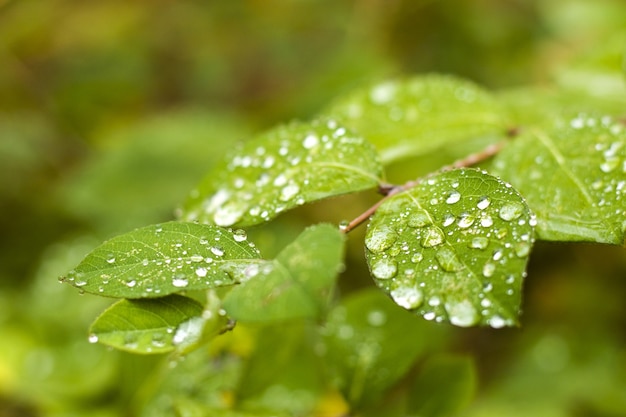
[61,72,626,415]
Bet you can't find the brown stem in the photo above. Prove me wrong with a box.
[340,138,510,234]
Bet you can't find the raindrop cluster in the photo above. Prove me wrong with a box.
[365,169,535,328]
[63,222,262,298]
[181,118,382,227]
[493,113,626,243]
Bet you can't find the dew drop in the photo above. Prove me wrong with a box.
[492,249,504,261]
[469,236,489,250]
[423,311,436,321]
[442,213,455,227]
[421,227,444,247]
[411,252,424,263]
[126,280,137,288]
[233,229,247,242]
[190,254,204,262]
[302,133,319,149]
[371,258,398,279]
[482,262,496,278]
[445,300,479,327]
[210,246,224,257]
[88,334,99,343]
[477,196,491,210]
[489,315,507,329]
[173,277,189,288]
[213,204,246,227]
[106,256,116,264]
[600,157,620,173]
[365,226,397,253]
[407,211,431,228]
[435,247,463,272]
[195,267,208,278]
[445,190,461,204]
[480,215,494,227]
[498,202,524,221]
[280,183,300,201]
[457,213,475,229]
[390,286,423,309]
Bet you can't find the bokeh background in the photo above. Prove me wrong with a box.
[1,1,625,416]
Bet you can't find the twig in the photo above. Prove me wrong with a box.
[340,139,510,234]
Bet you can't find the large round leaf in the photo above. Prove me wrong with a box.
[365,169,535,328]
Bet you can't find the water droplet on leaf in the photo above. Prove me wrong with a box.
[390,286,423,309]
[371,258,398,279]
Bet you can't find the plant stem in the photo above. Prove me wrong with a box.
[340,139,509,234]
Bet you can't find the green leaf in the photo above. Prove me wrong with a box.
[323,74,508,164]
[180,118,383,227]
[62,222,262,298]
[365,169,535,328]
[406,355,476,417]
[492,114,626,244]
[321,289,449,407]
[89,295,204,354]
[222,224,345,322]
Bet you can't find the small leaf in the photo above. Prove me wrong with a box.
[323,74,508,164]
[89,295,204,354]
[222,224,345,322]
[180,118,383,227]
[406,355,476,417]
[62,222,262,298]
[493,114,626,244]
[365,169,535,328]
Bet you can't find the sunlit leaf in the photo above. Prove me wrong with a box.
[89,295,204,354]
[406,355,476,417]
[493,114,626,244]
[365,169,535,328]
[321,289,449,406]
[323,74,508,164]
[62,222,262,298]
[180,118,383,227]
[222,224,345,322]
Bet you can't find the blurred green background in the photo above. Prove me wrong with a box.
[1,0,625,416]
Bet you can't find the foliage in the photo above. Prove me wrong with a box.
[1,1,625,416]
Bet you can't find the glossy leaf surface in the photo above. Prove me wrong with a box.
[365,169,535,328]
[89,295,204,354]
[62,222,262,298]
[222,224,345,322]
[493,114,626,244]
[181,118,383,227]
[323,74,508,164]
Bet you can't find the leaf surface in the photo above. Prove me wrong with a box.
[323,74,508,164]
[493,114,626,244]
[365,169,535,328]
[89,295,204,354]
[222,224,345,322]
[62,222,262,298]
[180,118,382,227]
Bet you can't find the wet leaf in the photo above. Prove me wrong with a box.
[493,114,626,244]
[180,118,383,227]
[222,224,345,322]
[89,295,204,354]
[62,222,263,298]
[321,289,449,407]
[323,74,508,164]
[365,169,535,328]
